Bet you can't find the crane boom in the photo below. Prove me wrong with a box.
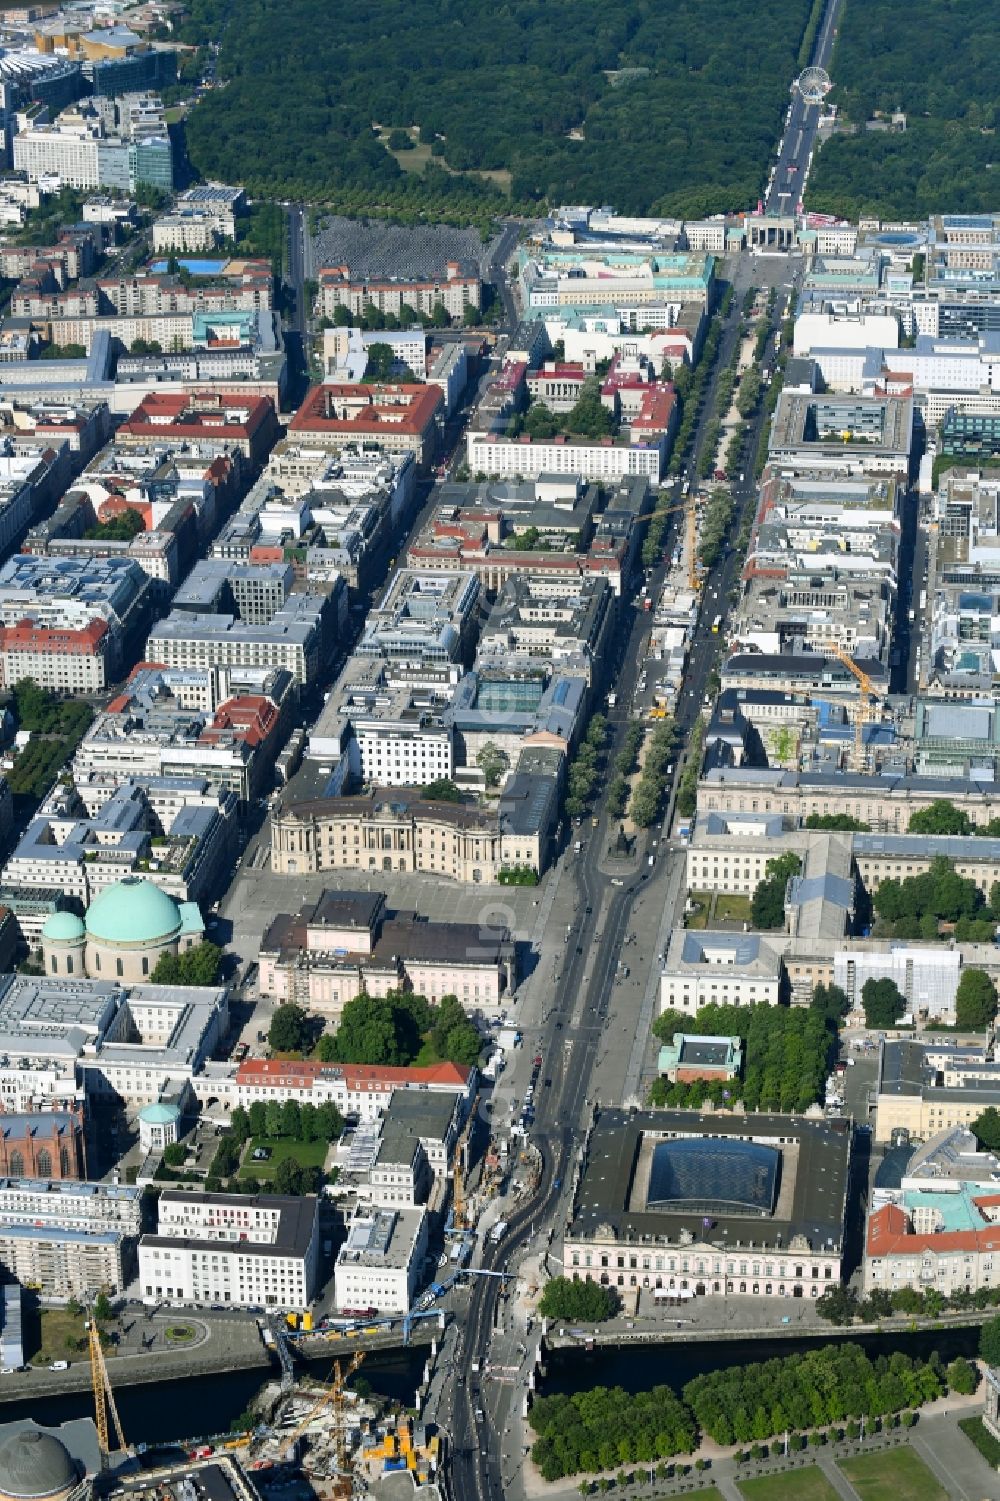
[280,1352,365,1498]
[831,645,880,770]
[88,1317,126,1459]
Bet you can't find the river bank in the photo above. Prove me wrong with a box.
[0,1344,429,1448]
[541,1320,984,1395]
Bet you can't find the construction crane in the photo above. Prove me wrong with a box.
[281,1352,365,1496]
[87,1314,126,1462]
[451,1091,480,1232]
[831,645,882,770]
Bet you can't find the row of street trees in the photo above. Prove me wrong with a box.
[565,714,608,821]
[629,720,677,828]
[606,721,644,820]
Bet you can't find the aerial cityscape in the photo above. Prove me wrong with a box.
[0,2,995,1501]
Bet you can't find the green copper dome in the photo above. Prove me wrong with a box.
[41,911,85,944]
[138,1101,181,1125]
[85,878,182,948]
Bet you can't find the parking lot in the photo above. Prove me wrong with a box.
[312,215,501,281]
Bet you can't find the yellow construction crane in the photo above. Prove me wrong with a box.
[452,1090,480,1232]
[331,1350,365,1495]
[88,1315,126,1462]
[831,645,882,770]
[282,1352,365,1497]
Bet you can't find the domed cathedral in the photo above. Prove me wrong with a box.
[0,1418,101,1501]
[41,877,204,983]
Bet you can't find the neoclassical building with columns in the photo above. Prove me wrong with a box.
[270,784,551,884]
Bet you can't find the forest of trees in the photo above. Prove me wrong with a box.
[529,1344,962,1479]
[809,0,1000,217]
[178,0,816,221]
[650,998,838,1111]
[683,1344,946,1446]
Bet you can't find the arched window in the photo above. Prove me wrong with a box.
[66,956,73,975]
[9,1150,23,1178]
[36,1148,52,1178]
[60,1147,71,1178]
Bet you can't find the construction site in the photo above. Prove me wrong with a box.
[26,1299,448,1500]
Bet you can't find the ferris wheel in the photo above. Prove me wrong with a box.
[795,66,831,105]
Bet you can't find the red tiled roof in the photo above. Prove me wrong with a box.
[289,382,442,439]
[866,1200,1000,1257]
[235,1057,471,1090]
[119,391,275,440]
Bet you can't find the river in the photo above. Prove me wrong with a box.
[14,1326,980,1448]
[542,1324,982,1397]
[0,1348,428,1449]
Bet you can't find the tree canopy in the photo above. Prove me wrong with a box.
[421,779,463,802]
[179,0,817,222]
[809,0,1000,219]
[805,813,870,831]
[955,968,998,1031]
[750,852,800,930]
[971,1107,1000,1154]
[268,1003,311,1054]
[907,800,972,836]
[325,989,480,1068]
[529,1342,954,1478]
[684,1343,946,1447]
[871,856,999,942]
[650,1001,836,1113]
[980,1316,1000,1369]
[861,977,905,1029]
[151,942,222,987]
[538,1277,618,1323]
[529,1384,696,1481]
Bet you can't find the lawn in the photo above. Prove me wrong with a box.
[958,1415,1000,1468]
[685,892,712,930]
[738,1468,841,1501]
[715,893,752,923]
[838,1447,948,1501]
[27,1306,90,1366]
[238,1136,329,1182]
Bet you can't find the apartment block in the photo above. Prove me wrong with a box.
[139,1189,319,1309]
[0,552,151,692]
[318,262,480,322]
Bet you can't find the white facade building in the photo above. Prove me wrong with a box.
[333,1207,428,1314]
[139,1189,320,1309]
[660,930,784,1016]
[467,430,664,482]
